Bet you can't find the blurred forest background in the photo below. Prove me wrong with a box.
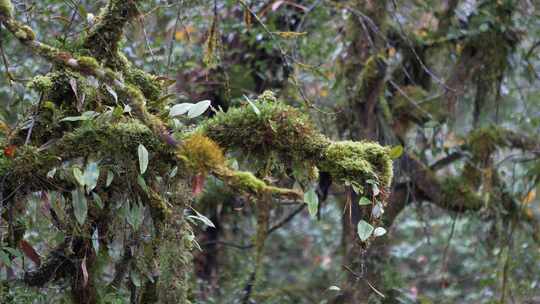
[1,0,540,303]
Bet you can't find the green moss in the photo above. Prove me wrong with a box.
[319,141,393,188]
[467,126,507,161]
[230,171,266,193]
[28,75,53,92]
[77,56,100,72]
[178,133,225,173]
[257,90,278,103]
[441,177,483,210]
[199,99,329,164]
[14,25,35,41]
[199,98,394,189]
[124,66,162,103]
[355,54,386,102]
[0,0,13,18]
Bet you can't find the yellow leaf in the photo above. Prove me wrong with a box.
[320,88,328,97]
[522,189,536,205]
[388,47,396,57]
[0,121,9,134]
[274,31,307,39]
[174,25,194,42]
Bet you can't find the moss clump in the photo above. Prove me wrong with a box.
[467,126,506,161]
[28,75,53,92]
[229,171,267,193]
[14,25,36,41]
[77,56,100,72]
[60,121,165,161]
[0,0,13,18]
[177,134,225,173]
[199,99,329,164]
[36,71,99,112]
[319,141,393,188]
[441,177,483,210]
[124,67,162,103]
[257,90,278,103]
[199,97,394,189]
[355,54,386,102]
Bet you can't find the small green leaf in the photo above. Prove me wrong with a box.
[83,161,100,193]
[244,95,261,116]
[131,271,142,287]
[60,111,98,122]
[0,250,11,267]
[169,166,178,178]
[357,220,374,241]
[71,189,88,226]
[137,175,149,193]
[105,84,118,103]
[373,227,387,237]
[187,100,211,118]
[304,188,319,218]
[358,196,371,206]
[47,168,57,179]
[92,192,103,209]
[126,201,144,231]
[389,145,404,159]
[106,170,114,187]
[73,167,84,186]
[138,144,149,174]
[170,103,193,117]
[188,208,216,228]
[91,228,99,254]
[372,183,380,197]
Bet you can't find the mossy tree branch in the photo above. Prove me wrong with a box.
[83,0,143,68]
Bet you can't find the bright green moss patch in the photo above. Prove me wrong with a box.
[0,0,14,18]
[319,141,393,187]
[199,97,329,164]
[229,171,267,193]
[28,75,53,92]
[124,66,162,103]
[78,56,100,72]
[14,25,35,41]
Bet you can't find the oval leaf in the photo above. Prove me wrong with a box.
[304,188,319,219]
[83,161,100,193]
[357,220,374,242]
[372,202,384,219]
[358,196,371,206]
[389,145,404,159]
[138,144,149,174]
[187,100,211,118]
[170,103,193,117]
[71,189,88,226]
[373,227,387,237]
